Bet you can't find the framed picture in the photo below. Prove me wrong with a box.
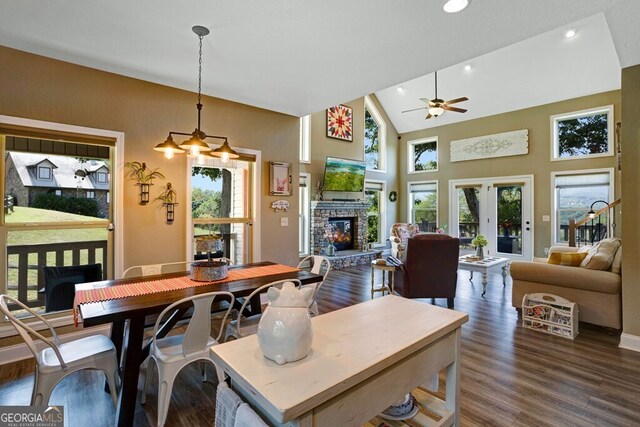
[326,104,353,142]
[269,161,292,196]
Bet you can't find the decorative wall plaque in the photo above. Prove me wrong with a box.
[450,129,529,162]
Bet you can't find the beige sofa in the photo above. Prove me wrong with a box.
[510,245,622,329]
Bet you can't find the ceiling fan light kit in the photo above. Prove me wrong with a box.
[443,0,470,14]
[401,71,469,120]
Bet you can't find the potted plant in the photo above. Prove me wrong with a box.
[155,182,178,223]
[471,234,488,259]
[125,161,165,204]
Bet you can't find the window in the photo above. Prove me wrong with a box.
[106,191,110,204]
[365,180,385,245]
[364,96,386,172]
[38,166,51,179]
[86,190,95,199]
[299,174,311,255]
[409,181,438,231]
[97,171,108,183]
[55,190,62,196]
[299,115,311,164]
[551,105,614,160]
[409,138,438,173]
[552,169,613,244]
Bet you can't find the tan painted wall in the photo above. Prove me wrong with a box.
[398,91,621,258]
[621,65,640,338]
[301,95,399,242]
[0,45,301,269]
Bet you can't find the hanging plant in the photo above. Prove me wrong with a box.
[125,161,165,204]
[155,182,178,223]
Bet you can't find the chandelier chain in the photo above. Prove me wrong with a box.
[197,34,203,106]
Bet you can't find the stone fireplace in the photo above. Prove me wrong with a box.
[327,217,355,251]
[310,201,369,255]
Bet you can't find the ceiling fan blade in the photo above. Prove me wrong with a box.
[425,113,433,120]
[444,97,469,105]
[443,105,467,113]
[419,97,431,104]
[401,107,427,113]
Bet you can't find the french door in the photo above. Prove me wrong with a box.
[449,175,533,261]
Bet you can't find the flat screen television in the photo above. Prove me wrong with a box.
[322,156,366,192]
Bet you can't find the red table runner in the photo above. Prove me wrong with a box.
[74,264,300,325]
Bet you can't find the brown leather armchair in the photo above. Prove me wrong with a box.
[394,234,460,308]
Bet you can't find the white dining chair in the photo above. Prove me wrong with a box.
[224,279,301,342]
[0,294,119,407]
[121,261,193,279]
[297,255,331,317]
[141,291,235,427]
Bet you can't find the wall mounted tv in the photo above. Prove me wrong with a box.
[322,157,366,192]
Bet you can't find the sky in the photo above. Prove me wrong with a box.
[192,173,222,192]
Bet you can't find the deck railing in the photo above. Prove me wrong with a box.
[6,240,107,310]
[568,199,620,247]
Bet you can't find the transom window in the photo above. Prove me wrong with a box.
[408,181,438,232]
[364,96,386,172]
[37,165,52,179]
[553,169,613,244]
[299,115,311,164]
[299,173,310,256]
[365,180,385,245]
[551,105,614,160]
[409,138,438,173]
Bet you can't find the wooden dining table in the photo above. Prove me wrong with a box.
[75,261,323,427]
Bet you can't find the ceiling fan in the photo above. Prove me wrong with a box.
[401,71,469,119]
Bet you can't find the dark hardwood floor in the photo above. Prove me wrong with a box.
[1,265,639,426]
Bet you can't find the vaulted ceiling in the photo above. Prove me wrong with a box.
[0,1,638,129]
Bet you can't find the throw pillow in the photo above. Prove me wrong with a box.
[610,245,622,274]
[547,252,587,267]
[580,237,622,271]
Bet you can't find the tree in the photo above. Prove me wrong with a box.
[191,166,231,235]
[413,141,437,171]
[558,114,608,156]
[364,109,379,169]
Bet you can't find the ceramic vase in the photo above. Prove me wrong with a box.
[257,282,314,365]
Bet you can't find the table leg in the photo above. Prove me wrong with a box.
[115,316,145,427]
[370,266,375,299]
[445,328,462,426]
[502,265,508,286]
[249,294,262,315]
[481,272,488,296]
[106,320,125,393]
[390,271,395,295]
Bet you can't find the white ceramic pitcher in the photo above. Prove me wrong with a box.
[257,282,314,365]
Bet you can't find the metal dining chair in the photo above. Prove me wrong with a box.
[0,294,119,407]
[297,256,331,316]
[141,291,234,427]
[224,279,301,342]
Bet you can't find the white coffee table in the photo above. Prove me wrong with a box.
[458,255,510,296]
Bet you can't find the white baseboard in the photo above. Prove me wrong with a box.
[0,324,112,366]
[619,333,640,352]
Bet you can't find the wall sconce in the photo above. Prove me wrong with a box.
[156,182,178,223]
[125,161,165,205]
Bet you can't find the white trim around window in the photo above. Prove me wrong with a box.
[550,167,615,245]
[364,96,386,173]
[299,173,311,256]
[299,115,311,164]
[407,180,438,227]
[550,105,614,162]
[408,137,438,174]
[37,165,52,180]
[364,179,386,247]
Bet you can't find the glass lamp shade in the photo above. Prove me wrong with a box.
[180,130,212,157]
[587,210,596,219]
[210,141,240,163]
[429,106,445,117]
[154,135,185,159]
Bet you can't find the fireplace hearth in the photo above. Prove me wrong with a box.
[328,217,354,251]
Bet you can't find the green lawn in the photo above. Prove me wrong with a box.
[5,207,108,310]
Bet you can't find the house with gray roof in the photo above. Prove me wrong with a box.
[4,152,110,218]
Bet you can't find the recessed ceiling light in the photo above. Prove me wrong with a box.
[565,29,576,38]
[396,86,405,93]
[464,65,472,71]
[443,0,470,13]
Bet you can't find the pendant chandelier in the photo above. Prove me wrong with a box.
[154,25,239,163]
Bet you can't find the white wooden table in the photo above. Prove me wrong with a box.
[458,255,510,296]
[210,295,468,427]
